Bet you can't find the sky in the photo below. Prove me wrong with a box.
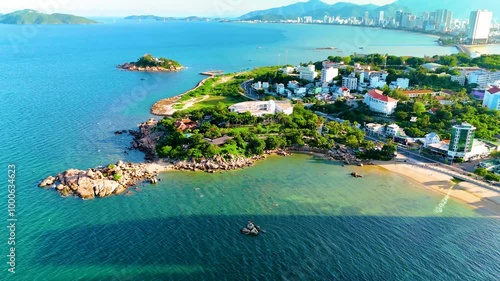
[0,0,396,17]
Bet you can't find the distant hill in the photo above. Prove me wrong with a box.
[239,0,330,20]
[124,15,212,21]
[238,0,499,20]
[0,9,97,24]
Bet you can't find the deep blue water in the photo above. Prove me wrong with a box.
[0,21,498,280]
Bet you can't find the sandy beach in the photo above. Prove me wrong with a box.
[374,157,500,217]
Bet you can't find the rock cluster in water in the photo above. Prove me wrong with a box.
[39,161,164,200]
[240,221,261,236]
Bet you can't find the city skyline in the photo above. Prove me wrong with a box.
[0,0,396,17]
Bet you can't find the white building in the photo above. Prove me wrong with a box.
[370,76,387,88]
[276,83,285,95]
[342,73,358,90]
[295,87,307,97]
[363,89,399,115]
[468,10,493,44]
[365,123,385,136]
[323,61,345,69]
[332,87,350,100]
[229,100,294,117]
[287,81,300,90]
[282,67,295,74]
[424,132,441,148]
[304,16,313,23]
[321,67,338,84]
[385,124,400,137]
[253,81,262,89]
[468,71,500,88]
[262,82,269,90]
[451,75,466,86]
[296,65,315,73]
[300,70,318,82]
[482,86,500,110]
[395,78,410,89]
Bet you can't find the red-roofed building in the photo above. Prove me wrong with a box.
[483,86,500,110]
[363,89,399,115]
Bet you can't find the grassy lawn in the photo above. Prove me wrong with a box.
[190,95,250,110]
[173,104,185,110]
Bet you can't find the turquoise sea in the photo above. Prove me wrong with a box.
[0,21,499,280]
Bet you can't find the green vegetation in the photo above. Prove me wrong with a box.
[155,100,394,162]
[476,168,500,182]
[0,9,97,24]
[134,54,182,69]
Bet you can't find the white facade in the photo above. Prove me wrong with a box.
[296,65,315,73]
[229,100,293,117]
[332,87,350,100]
[300,70,317,82]
[287,81,300,89]
[469,10,493,44]
[468,71,500,87]
[342,74,358,90]
[321,67,338,83]
[424,133,441,148]
[363,89,398,115]
[385,124,400,137]
[295,87,307,96]
[370,76,387,88]
[482,86,500,110]
[262,82,269,90]
[276,83,285,95]
[396,78,410,90]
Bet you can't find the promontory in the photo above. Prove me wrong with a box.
[118,54,184,72]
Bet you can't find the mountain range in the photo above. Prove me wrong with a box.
[239,0,499,21]
[0,9,97,24]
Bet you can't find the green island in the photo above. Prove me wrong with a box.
[118,54,183,72]
[0,9,97,24]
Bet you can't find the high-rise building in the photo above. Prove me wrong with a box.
[435,9,453,32]
[395,10,403,27]
[468,10,493,44]
[448,123,476,159]
[364,11,370,25]
[379,11,384,25]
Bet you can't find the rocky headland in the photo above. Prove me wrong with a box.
[40,116,362,200]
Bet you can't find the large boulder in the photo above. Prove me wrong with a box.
[39,176,56,187]
[76,185,95,200]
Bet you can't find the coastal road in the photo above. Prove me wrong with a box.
[241,80,261,101]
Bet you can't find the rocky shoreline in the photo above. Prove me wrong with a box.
[150,76,213,116]
[39,161,166,200]
[39,116,363,200]
[117,63,184,72]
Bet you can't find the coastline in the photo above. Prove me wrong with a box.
[150,76,214,116]
[373,159,500,217]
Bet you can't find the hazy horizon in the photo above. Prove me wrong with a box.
[0,0,396,17]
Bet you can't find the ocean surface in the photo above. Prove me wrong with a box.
[0,21,498,280]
